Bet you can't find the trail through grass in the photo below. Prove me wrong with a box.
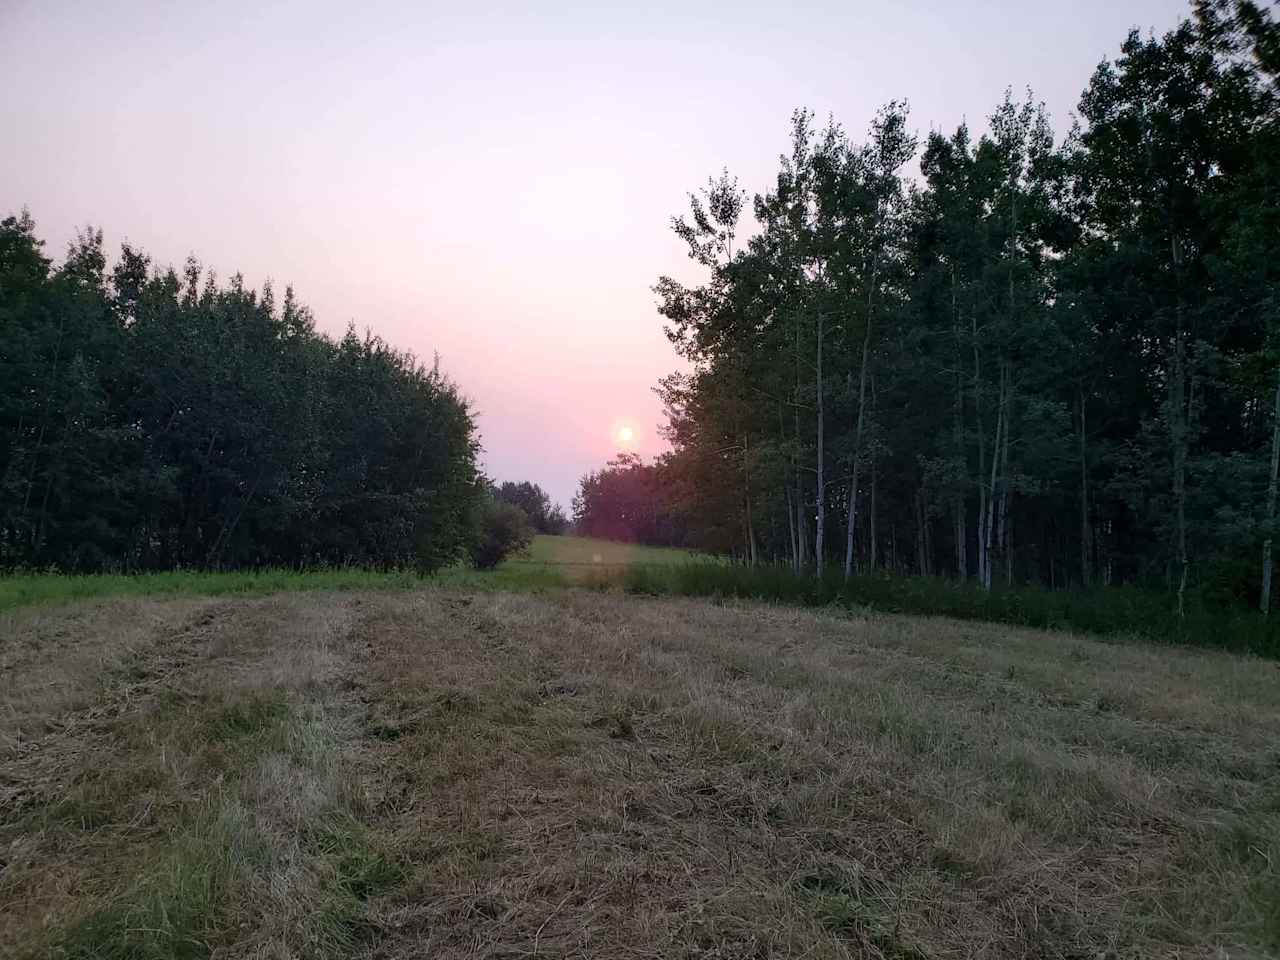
[504,533,714,582]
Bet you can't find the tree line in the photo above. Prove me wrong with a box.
[0,214,485,572]
[578,1,1280,613]
[492,480,568,535]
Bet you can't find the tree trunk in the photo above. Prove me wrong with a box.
[915,491,926,576]
[1172,329,1189,619]
[972,309,987,589]
[981,368,1006,592]
[1171,234,1190,619]
[781,403,798,572]
[870,460,878,572]
[870,373,879,571]
[785,479,797,573]
[1262,368,1280,614]
[795,309,809,571]
[844,256,879,578]
[996,371,1013,586]
[797,486,808,571]
[922,490,933,577]
[815,309,825,577]
[952,267,967,580]
[743,434,758,567]
[1078,383,1092,587]
[1005,502,1014,586]
[994,179,1016,590]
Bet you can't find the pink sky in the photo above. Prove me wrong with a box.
[2,0,1189,509]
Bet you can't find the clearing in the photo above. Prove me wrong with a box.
[1,587,1278,958]
[506,534,713,582]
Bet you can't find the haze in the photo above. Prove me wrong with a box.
[1,0,1188,509]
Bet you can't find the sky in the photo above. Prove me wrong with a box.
[1,0,1191,509]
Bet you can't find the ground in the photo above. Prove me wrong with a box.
[2,580,1278,958]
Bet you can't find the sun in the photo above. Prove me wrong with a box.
[615,424,636,448]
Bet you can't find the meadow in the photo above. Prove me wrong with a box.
[0,536,701,613]
[1,543,1278,958]
[6,535,1272,659]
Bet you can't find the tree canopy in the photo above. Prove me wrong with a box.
[0,214,482,572]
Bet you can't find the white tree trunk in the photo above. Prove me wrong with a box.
[815,309,825,577]
[844,252,880,578]
[952,267,967,580]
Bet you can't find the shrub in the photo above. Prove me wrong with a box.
[468,500,534,570]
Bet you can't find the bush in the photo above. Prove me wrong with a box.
[468,500,534,570]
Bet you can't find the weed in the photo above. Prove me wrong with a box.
[208,692,289,741]
[56,803,256,960]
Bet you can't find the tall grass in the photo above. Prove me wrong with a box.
[0,568,419,612]
[616,563,1280,657]
[0,563,568,612]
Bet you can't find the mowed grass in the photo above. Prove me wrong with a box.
[2,588,1278,958]
[0,535,701,612]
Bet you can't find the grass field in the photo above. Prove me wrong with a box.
[6,537,1273,659]
[0,536,703,612]
[2,586,1278,958]
[505,533,713,582]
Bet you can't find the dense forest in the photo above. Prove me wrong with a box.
[0,214,483,572]
[575,1,1280,611]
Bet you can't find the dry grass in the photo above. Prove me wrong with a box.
[1,589,1277,958]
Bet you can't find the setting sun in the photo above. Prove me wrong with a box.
[616,424,636,448]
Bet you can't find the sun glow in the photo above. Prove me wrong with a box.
[615,423,636,448]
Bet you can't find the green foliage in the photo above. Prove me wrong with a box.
[492,480,568,534]
[468,499,534,570]
[0,219,481,574]
[609,7,1280,619]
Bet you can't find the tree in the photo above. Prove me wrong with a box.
[494,480,568,534]
[610,1,1279,620]
[0,214,482,573]
[469,498,534,569]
